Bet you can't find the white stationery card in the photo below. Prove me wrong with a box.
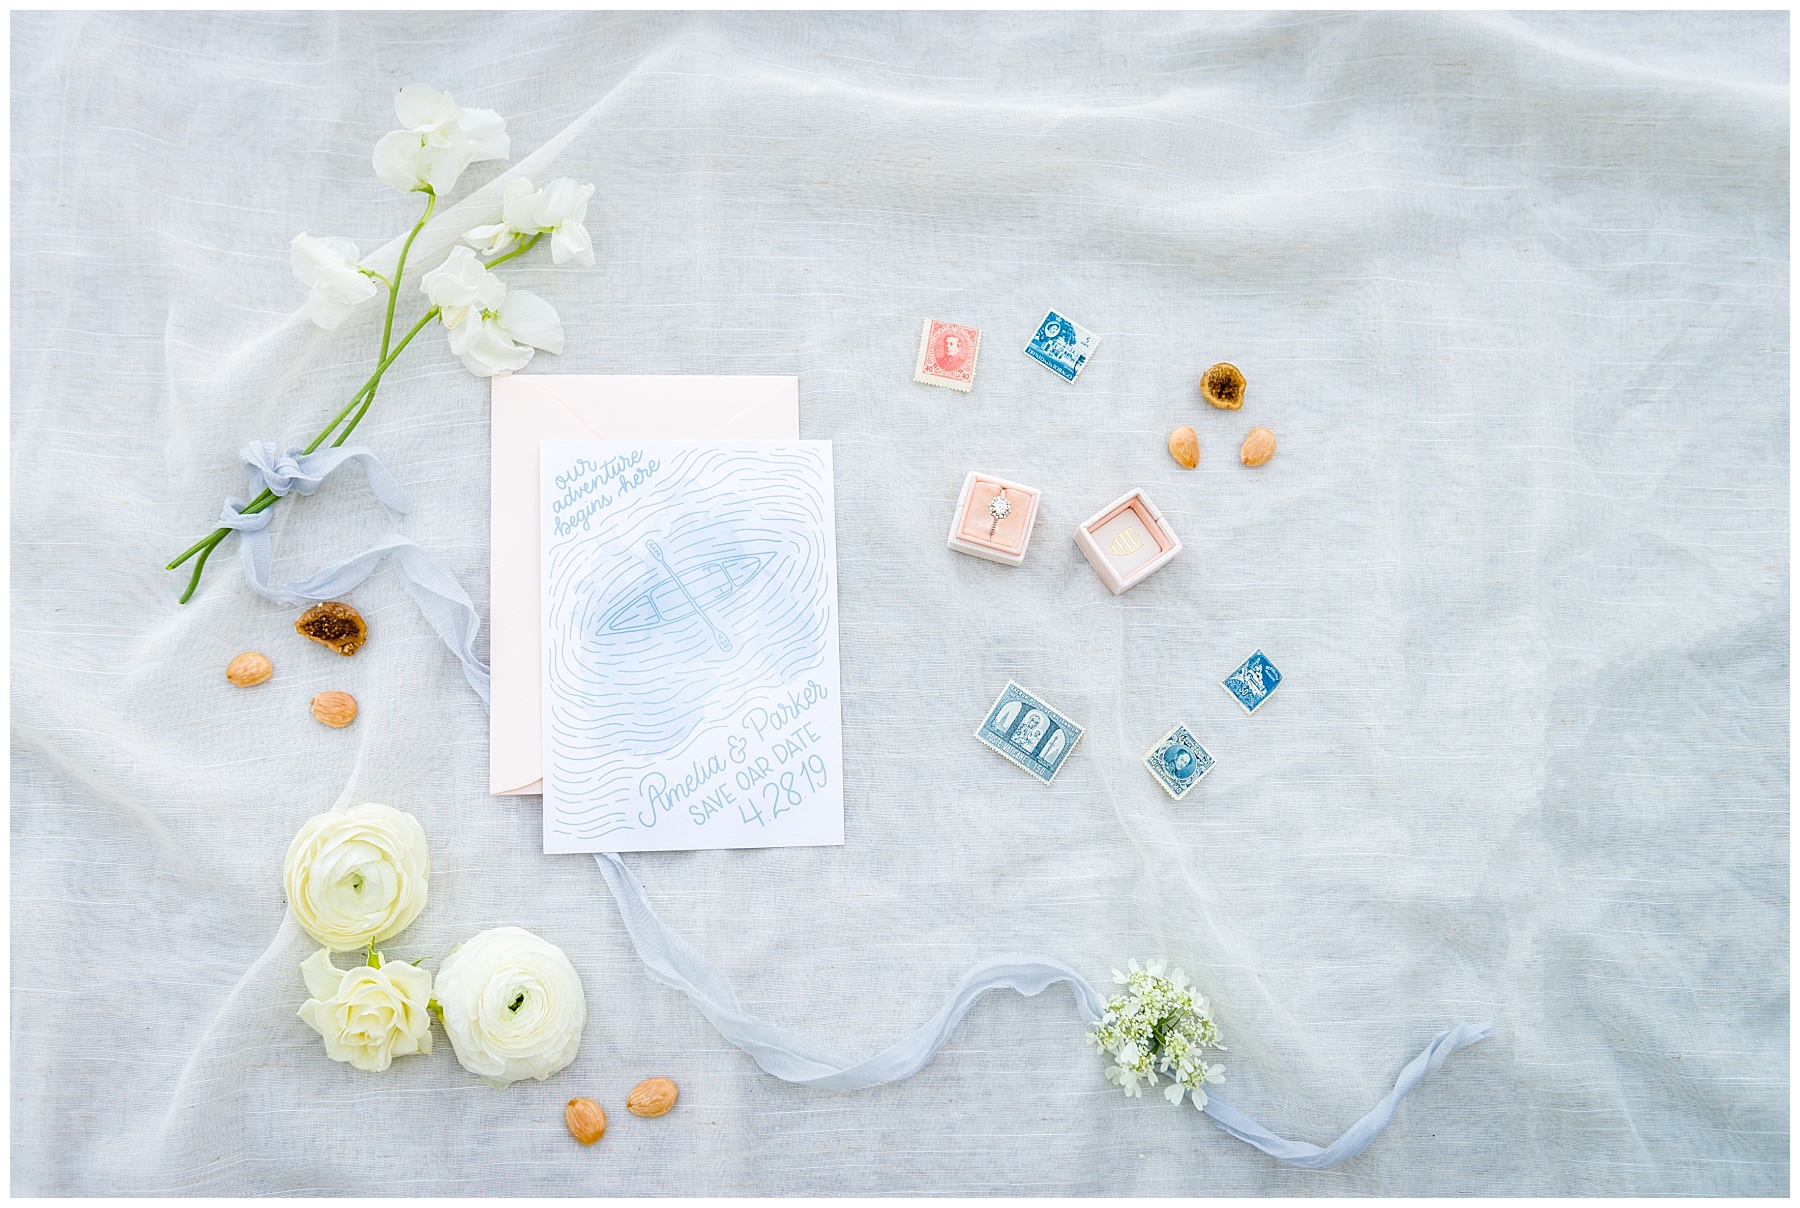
[540,439,844,854]
[489,375,799,796]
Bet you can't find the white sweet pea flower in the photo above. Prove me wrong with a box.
[283,803,430,951]
[371,83,509,195]
[462,178,536,257]
[435,926,586,1088]
[290,233,379,330]
[421,247,563,377]
[419,245,506,330]
[464,177,595,265]
[534,178,596,265]
[444,290,564,377]
[297,948,434,1072]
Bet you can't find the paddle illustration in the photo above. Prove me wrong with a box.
[645,538,735,653]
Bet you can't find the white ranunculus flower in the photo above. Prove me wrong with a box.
[463,176,595,265]
[283,803,430,951]
[435,926,586,1088]
[290,233,380,330]
[371,83,509,195]
[296,947,434,1072]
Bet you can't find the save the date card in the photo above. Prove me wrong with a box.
[540,440,844,854]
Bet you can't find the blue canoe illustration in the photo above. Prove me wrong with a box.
[598,551,766,640]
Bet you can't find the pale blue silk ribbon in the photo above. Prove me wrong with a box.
[594,851,1491,1168]
[217,442,491,705]
[243,437,1489,1163]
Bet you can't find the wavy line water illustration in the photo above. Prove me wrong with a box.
[543,444,838,845]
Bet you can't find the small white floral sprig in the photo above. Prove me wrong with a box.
[167,83,596,603]
[1088,958,1226,1109]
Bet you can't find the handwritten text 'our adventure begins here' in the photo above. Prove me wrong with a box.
[552,451,660,537]
[637,679,831,831]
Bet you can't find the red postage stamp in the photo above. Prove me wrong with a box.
[913,319,982,392]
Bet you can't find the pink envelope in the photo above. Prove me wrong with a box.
[489,375,801,794]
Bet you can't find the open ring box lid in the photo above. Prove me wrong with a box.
[947,471,1042,567]
[1074,487,1181,594]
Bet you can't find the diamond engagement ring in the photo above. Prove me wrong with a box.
[987,488,1012,538]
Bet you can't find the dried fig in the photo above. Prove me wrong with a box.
[296,601,368,656]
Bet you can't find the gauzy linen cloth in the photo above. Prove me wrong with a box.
[10,11,1787,1195]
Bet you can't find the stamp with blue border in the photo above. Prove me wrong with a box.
[1222,649,1281,714]
[1142,723,1213,800]
[975,681,1084,784]
[1023,311,1101,382]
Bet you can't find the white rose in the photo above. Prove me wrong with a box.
[435,926,586,1088]
[283,803,430,951]
[296,947,434,1072]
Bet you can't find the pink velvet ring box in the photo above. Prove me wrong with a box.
[947,472,1042,567]
[1073,488,1181,594]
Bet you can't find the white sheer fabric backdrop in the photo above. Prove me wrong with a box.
[11,11,1787,1195]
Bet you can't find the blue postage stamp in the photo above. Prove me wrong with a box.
[1222,649,1282,714]
[1023,311,1101,382]
[976,681,1084,784]
[1142,723,1214,800]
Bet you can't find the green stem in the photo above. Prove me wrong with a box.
[166,191,539,605]
[330,308,437,449]
[483,230,541,269]
[166,306,441,602]
[379,190,436,366]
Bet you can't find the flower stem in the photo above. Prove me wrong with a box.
[330,308,437,449]
[484,231,541,270]
[378,190,436,367]
[165,305,441,603]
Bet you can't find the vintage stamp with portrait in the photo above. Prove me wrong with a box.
[914,319,982,392]
[1142,723,1214,800]
[975,681,1084,784]
[1023,310,1101,382]
[1222,649,1282,714]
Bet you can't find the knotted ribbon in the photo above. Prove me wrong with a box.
[593,851,1491,1169]
[219,442,490,705]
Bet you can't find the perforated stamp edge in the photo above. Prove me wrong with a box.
[914,318,981,392]
[974,680,1085,785]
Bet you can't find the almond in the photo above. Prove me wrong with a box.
[626,1076,678,1117]
[1201,362,1246,410]
[311,690,358,728]
[1240,427,1277,467]
[226,652,272,687]
[565,1097,606,1145]
[1167,425,1199,470]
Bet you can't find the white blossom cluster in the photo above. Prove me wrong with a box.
[1087,958,1226,1109]
[291,84,595,376]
